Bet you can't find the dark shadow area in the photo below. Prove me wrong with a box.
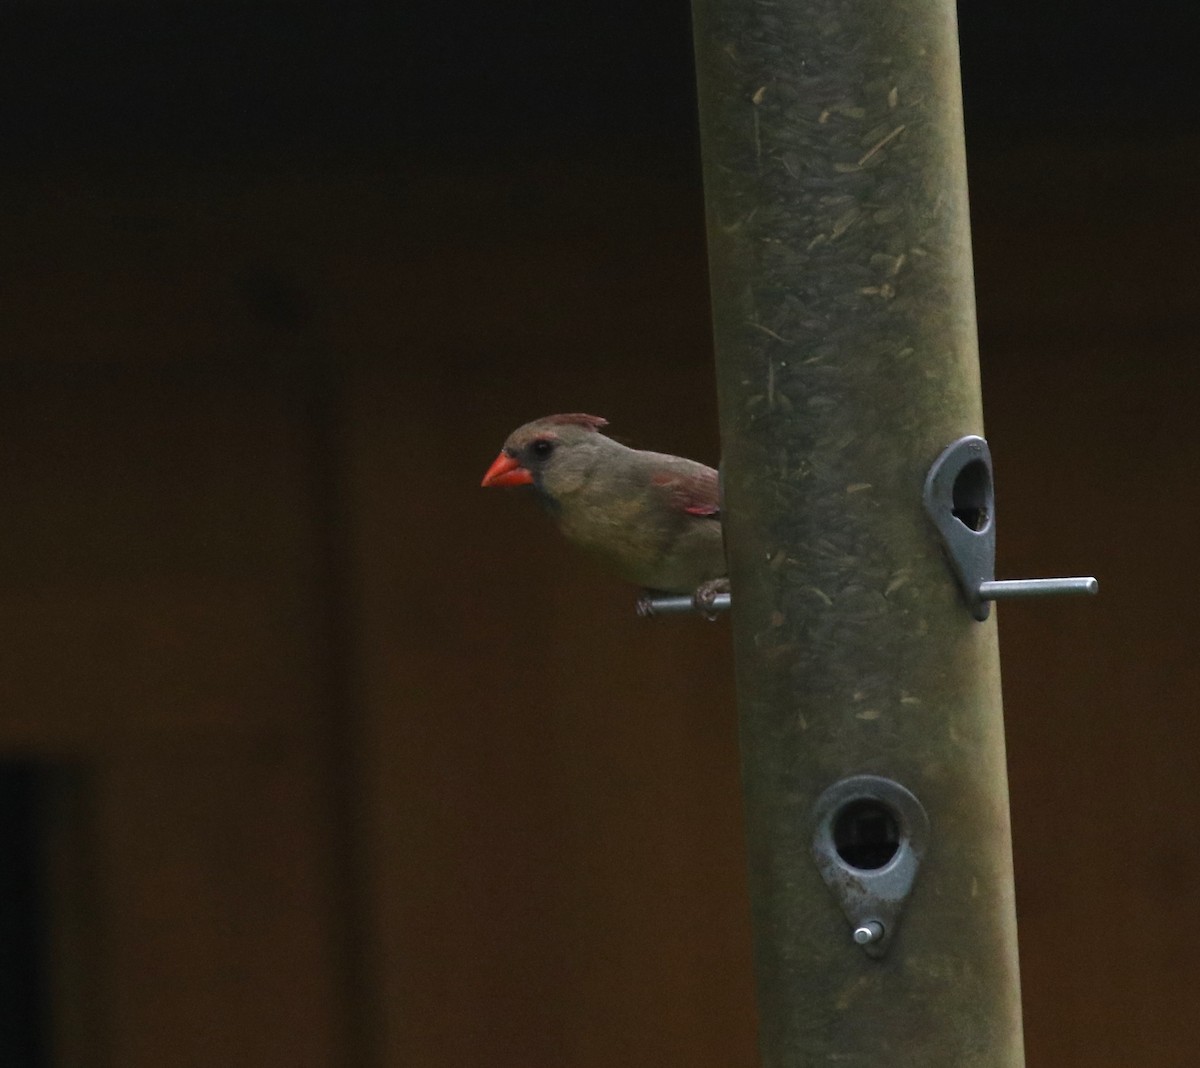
[0,763,53,1068]
[1,0,1197,171]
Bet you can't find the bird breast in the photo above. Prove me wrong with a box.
[554,489,724,593]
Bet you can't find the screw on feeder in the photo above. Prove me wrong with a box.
[853,921,885,946]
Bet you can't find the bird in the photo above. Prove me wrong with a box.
[480,413,729,614]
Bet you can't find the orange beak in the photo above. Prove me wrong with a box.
[481,451,534,488]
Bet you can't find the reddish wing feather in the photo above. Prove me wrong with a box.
[652,468,720,517]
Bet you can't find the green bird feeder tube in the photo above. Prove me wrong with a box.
[689,0,1026,1064]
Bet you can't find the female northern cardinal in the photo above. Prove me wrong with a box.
[481,413,728,610]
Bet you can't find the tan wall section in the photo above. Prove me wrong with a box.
[0,143,1197,1065]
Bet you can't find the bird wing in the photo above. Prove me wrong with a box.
[650,464,721,518]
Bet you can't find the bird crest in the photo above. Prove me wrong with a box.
[542,413,609,431]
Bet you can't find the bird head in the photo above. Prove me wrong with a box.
[480,413,610,495]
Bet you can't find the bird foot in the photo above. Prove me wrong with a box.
[692,578,731,621]
[635,591,659,619]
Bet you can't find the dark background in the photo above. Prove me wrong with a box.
[1,1,1196,1065]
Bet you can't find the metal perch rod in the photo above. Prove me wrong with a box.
[639,578,1096,617]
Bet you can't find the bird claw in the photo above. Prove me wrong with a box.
[635,592,658,619]
[692,578,731,622]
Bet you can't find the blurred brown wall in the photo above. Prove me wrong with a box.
[0,139,1196,1066]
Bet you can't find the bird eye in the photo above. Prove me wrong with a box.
[530,439,555,459]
